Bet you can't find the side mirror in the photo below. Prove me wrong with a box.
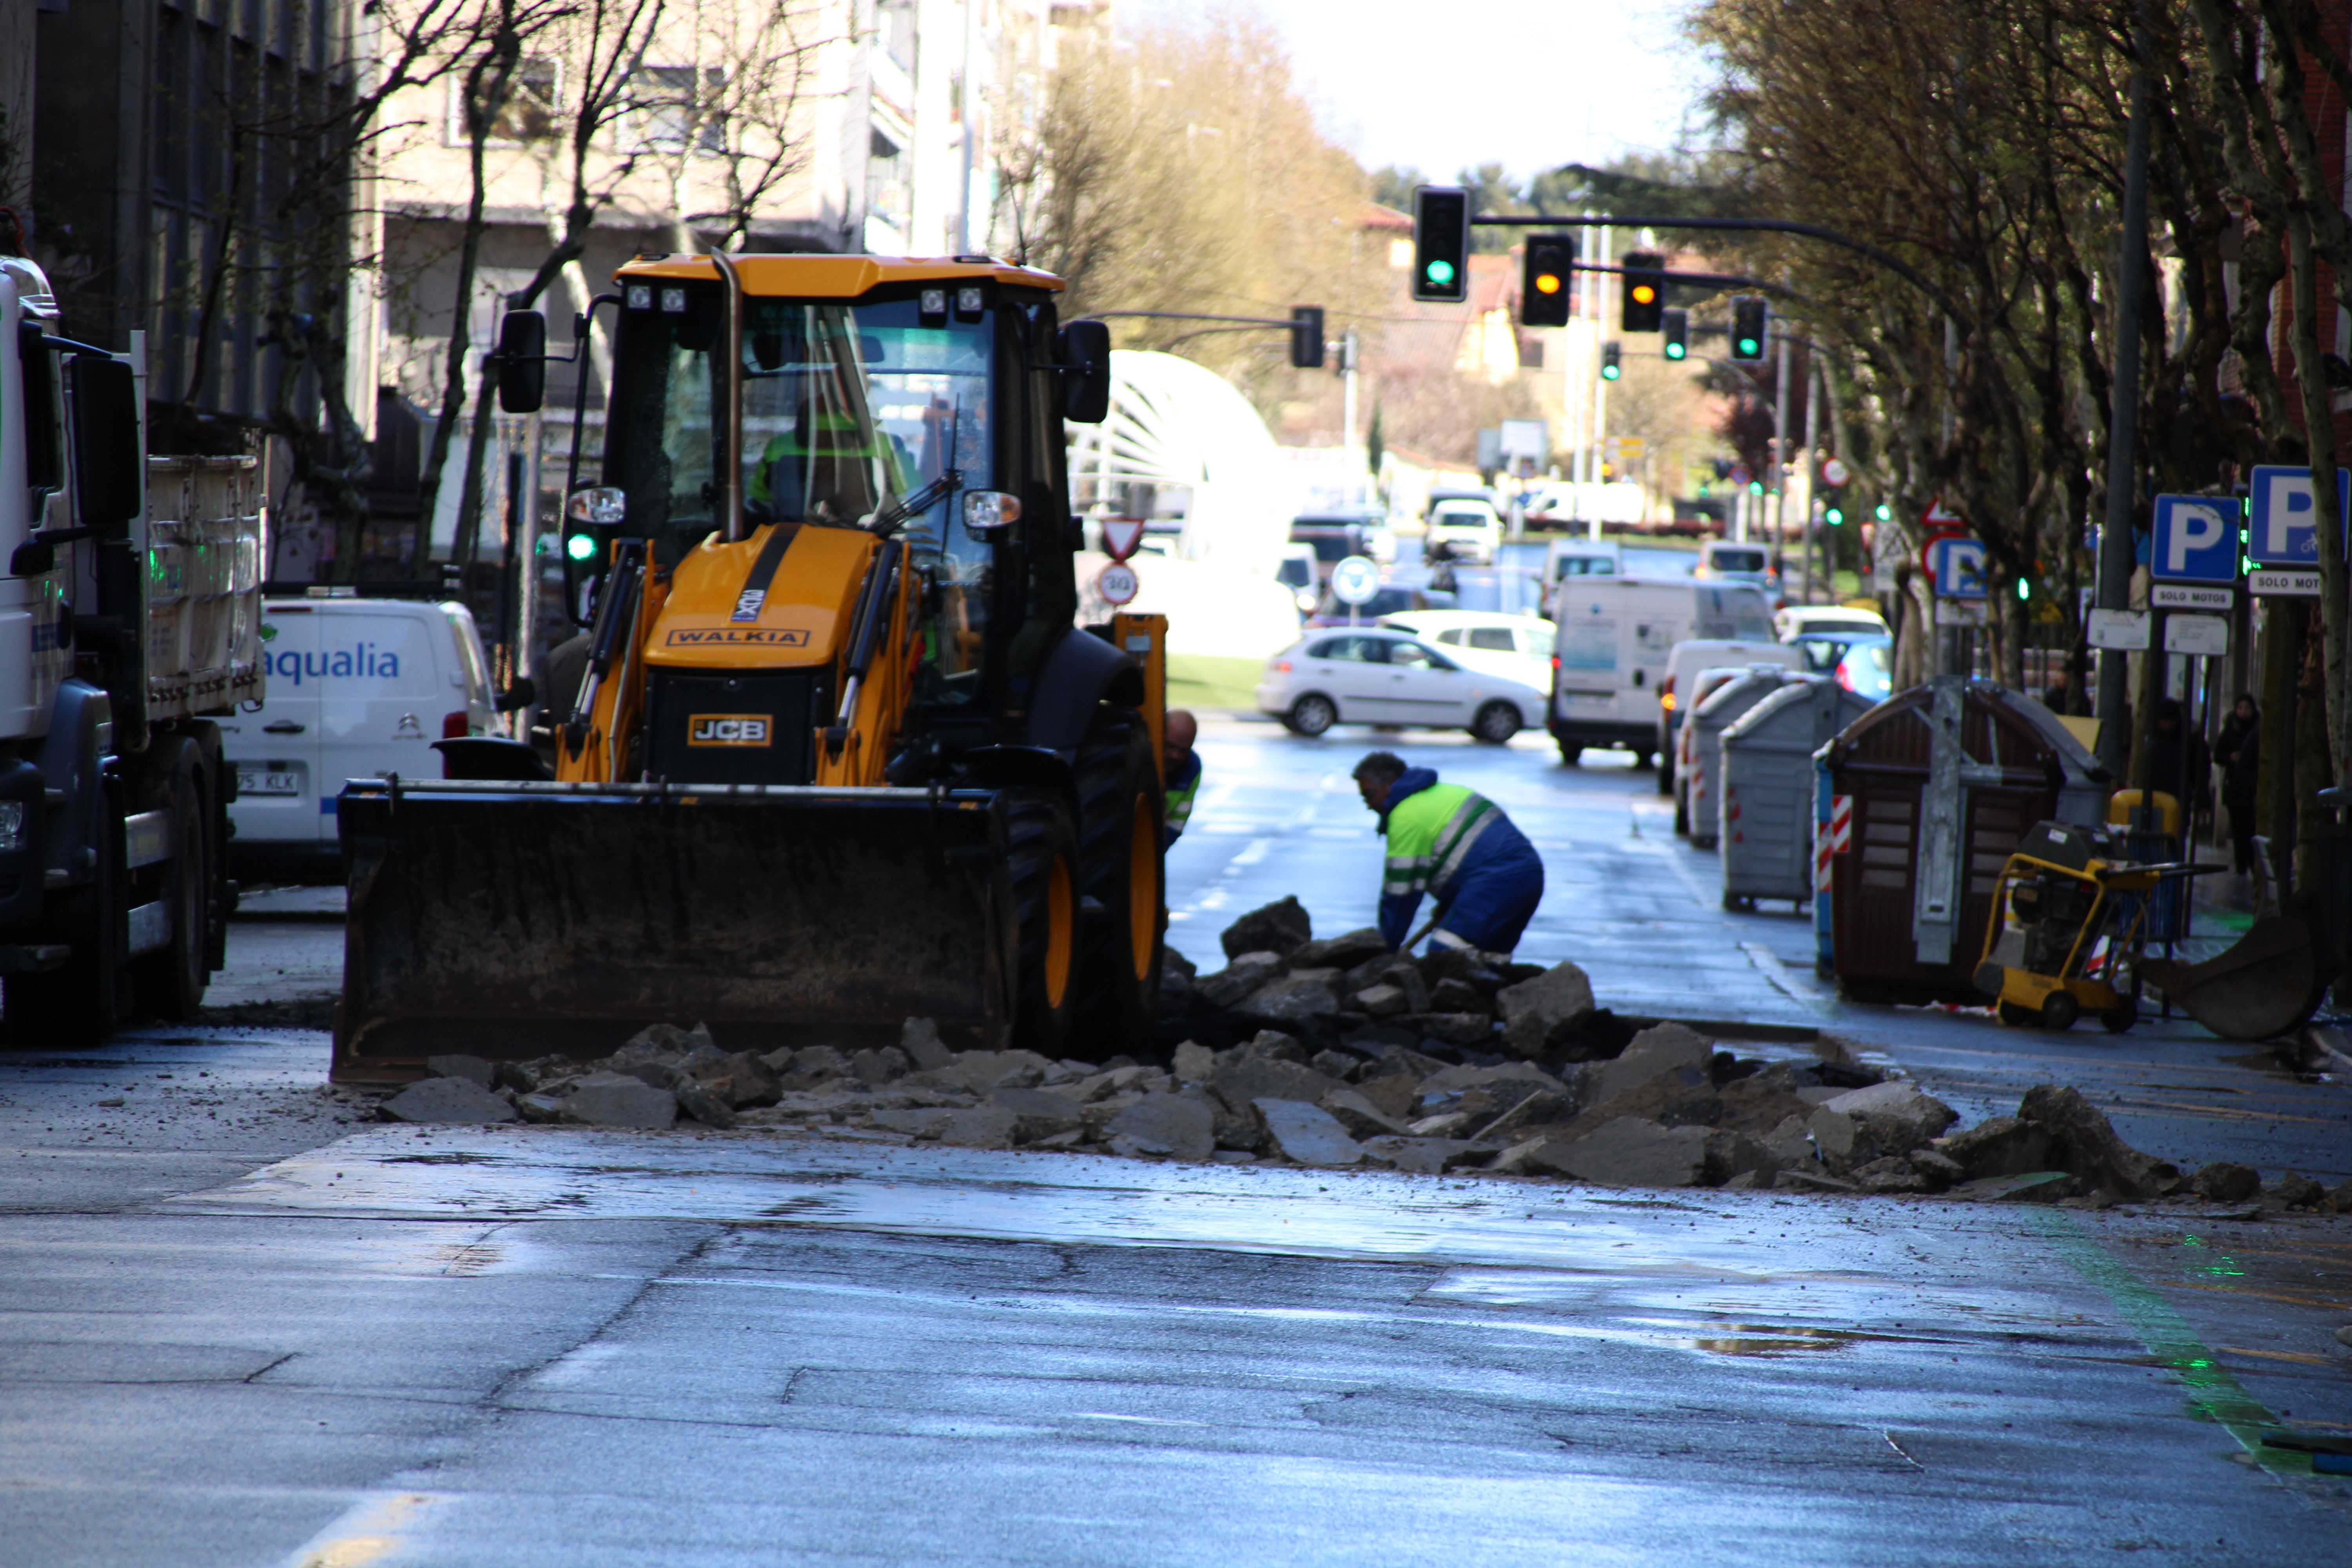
[1057,320,1111,425]
[496,676,536,713]
[67,357,142,539]
[495,310,547,414]
[962,490,1023,542]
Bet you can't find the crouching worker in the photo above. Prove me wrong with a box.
[1353,750,1546,955]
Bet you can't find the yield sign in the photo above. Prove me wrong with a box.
[1100,518,1148,561]
[1924,495,1964,527]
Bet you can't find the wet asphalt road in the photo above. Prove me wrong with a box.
[4,719,2351,1565]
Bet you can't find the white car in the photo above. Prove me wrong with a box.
[1256,627,1546,743]
[223,594,497,870]
[1375,610,1555,683]
[1426,500,1503,565]
[1774,603,1888,641]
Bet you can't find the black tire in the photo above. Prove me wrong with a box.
[1285,693,1336,737]
[2101,1000,2137,1033]
[1997,1001,2035,1028]
[2040,990,2080,1031]
[1555,740,1583,765]
[1071,712,1163,1058]
[1003,789,1080,1057]
[133,738,211,1020]
[1634,749,1656,771]
[1658,746,1676,796]
[7,780,125,1045]
[1470,701,1521,744]
[1673,788,1689,837]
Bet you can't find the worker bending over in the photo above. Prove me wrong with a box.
[1353,751,1545,955]
[1163,708,1201,848]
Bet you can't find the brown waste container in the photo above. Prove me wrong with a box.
[1824,675,2107,1005]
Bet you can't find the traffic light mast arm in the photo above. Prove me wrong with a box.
[1567,260,1806,303]
[1069,310,1305,328]
[1473,212,1968,331]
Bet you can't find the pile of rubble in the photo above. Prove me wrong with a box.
[368,898,2352,1208]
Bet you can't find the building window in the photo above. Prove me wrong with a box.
[877,0,917,73]
[628,65,728,154]
[867,130,908,229]
[446,55,560,147]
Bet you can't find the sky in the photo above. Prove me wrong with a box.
[1130,0,1714,185]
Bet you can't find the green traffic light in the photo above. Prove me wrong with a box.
[1601,364,1620,380]
[566,532,598,561]
[1874,503,1892,521]
[1664,342,1686,360]
[1748,481,1763,496]
[1737,338,1759,356]
[1425,259,1455,287]
[1825,506,1843,525]
[2016,578,2030,601]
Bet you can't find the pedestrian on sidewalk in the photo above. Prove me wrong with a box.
[1163,709,1201,848]
[2145,698,2210,837]
[2217,693,2261,874]
[1352,750,1546,955]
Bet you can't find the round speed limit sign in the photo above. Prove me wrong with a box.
[1095,561,1140,606]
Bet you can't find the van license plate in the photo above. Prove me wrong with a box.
[238,770,301,797]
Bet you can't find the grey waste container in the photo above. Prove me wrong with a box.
[1687,665,1810,849]
[1719,677,1876,911]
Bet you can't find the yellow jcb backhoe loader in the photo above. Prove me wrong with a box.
[332,253,1167,1080]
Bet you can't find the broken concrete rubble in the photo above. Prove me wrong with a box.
[383,1076,516,1125]
[1219,895,1314,960]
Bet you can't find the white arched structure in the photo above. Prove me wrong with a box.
[1069,349,1294,578]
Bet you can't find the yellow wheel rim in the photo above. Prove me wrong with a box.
[1128,794,1159,980]
[1044,854,1075,1009]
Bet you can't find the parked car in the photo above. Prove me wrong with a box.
[1789,630,1894,702]
[1290,512,1383,578]
[1305,575,1459,627]
[1274,544,1321,615]
[1548,577,1776,767]
[1426,498,1504,565]
[1376,610,1555,682]
[223,594,496,874]
[1774,603,1887,641]
[1257,627,1545,743]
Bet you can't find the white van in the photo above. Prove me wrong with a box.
[1538,538,1623,614]
[1547,578,1774,765]
[1657,636,1805,789]
[223,596,495,867]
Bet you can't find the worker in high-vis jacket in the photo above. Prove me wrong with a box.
[1353,751,1545,955]
[1163,708,1201,848]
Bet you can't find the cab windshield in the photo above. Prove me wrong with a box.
[603,280,1000,701]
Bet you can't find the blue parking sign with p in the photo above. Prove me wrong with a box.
[2248,465,2351,566]
[2151,495,2240,583]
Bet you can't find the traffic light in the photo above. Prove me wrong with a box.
[1289,306,1325,369]
[1661,308,1688,361]
[1874,502,1892,522]
[1730,296,1768,361]
[1411,186,1471,303]
[1621,251,1664,332]
[1824,503,1844,526]
[1600,342,1621,380]
[1522,235,1574,328]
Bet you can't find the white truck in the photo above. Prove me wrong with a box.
[0,255,262,1041]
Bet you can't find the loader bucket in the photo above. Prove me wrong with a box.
[331,779,1014,1082]
[2141,914,2331,1042]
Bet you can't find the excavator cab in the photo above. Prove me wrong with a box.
[332,255,1163,1080]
